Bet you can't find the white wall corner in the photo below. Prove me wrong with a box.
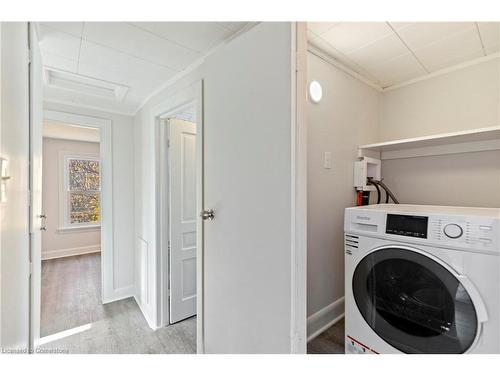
[102,285,135,305]
[307,297,345,342]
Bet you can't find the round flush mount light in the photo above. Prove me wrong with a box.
[308,80,323,103]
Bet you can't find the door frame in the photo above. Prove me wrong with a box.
[31,109,114,345]
[154,80,204,353]
[290,22,308,354]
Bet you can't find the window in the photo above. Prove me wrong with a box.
[60,153,101,229]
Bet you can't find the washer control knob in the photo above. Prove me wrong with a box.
[444,224,463,239]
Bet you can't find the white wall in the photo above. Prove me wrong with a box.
[380,58,499,140]
[380,58,500,208]
[41,137,101,259]
[381,150,500,208]
[306,52,379,333]
[0,22,31,349]
[43,102,136,297]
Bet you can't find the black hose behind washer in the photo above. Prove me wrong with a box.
[367,177,399,204]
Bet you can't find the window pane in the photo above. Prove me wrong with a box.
[69,159,100,191]
[69,191,100,224]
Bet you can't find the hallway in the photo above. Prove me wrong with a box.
[40,253,196,354]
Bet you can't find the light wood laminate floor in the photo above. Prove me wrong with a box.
[40,253,196,354]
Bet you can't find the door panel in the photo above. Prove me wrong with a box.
[0,22,30,349]
[169,119,197,323]
[202,23,294,353]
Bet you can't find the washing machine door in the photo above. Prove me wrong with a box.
[352,246,486,354]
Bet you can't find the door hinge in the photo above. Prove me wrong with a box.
[29,261,33,275]
[167,139,171,148]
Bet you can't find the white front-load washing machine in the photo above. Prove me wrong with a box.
[344,204,500,354]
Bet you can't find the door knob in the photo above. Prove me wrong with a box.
[200,209,215,221]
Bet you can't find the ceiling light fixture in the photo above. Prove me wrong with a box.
[308,80,323,103]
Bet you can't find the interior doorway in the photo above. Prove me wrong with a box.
[154,81,203,352]
[39,121,102,342]
[31,110,114,349]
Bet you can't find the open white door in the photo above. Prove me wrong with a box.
[0,22,31,349]
[201,23,300,353]
[169,118,197,323]
[28,22,44,350]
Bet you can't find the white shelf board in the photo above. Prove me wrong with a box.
[358,126,500,160]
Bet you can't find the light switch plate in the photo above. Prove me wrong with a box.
[323,152,332,169]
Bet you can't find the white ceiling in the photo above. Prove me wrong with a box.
[37,22,249,115]
[308,22,500,88]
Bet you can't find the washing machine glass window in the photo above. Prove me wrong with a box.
[352,247,479,354]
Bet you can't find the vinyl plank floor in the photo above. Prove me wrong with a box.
[307,318,345,354]
[40,253,196,354]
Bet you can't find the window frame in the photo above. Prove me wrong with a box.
[58,151,101,231]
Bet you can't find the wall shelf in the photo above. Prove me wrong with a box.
[358,126,500,160]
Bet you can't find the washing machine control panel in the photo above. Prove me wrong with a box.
[428,215,498,252]
[345,206,499,254]
[382,213,498,252]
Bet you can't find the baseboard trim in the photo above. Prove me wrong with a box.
[307,297,345,342]
[42,245,101,260]
[102,285,135,304]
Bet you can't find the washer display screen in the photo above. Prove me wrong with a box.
[386,214,428,238]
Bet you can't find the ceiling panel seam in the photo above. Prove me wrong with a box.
[474,22,488,56]
[76,22,84,73]
[42,22,184,72]
[386,22,430,74]
[126,22,201,54]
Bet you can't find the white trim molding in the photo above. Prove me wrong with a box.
[307,297,345,342]
[309,43,500,94]
[290,22,308,354]
[42,245,101,260]
[384,52,500,92]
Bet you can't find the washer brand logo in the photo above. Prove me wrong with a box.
[356,216,371,221]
